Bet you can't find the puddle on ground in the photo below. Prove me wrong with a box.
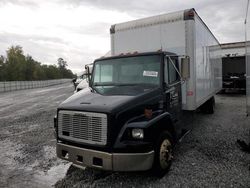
[33,163,71,186]
[0,139,71,187]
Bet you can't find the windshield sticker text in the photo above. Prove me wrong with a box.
[143,71,158,77]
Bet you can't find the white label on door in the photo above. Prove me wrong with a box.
[143,71,158,77]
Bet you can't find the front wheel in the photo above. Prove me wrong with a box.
[152,131,173,177]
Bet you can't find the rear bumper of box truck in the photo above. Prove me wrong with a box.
[57,143,154,171]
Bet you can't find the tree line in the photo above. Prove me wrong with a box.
[0,45,75,81]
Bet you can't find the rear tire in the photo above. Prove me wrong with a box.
[152,131,173,177]
[201,97,215,114]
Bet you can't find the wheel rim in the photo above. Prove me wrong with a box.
[159,139,172,169]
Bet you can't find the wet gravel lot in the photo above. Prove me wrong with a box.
[0,84,250,188]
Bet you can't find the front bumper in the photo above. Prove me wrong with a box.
[57,143,154,171]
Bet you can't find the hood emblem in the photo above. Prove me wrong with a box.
[80,102,91,105]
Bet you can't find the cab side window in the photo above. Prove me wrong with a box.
[164,57,179,84]
[169,60,178,83]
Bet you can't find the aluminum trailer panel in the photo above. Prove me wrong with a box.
[193,14,222,108]
[111,9,222,111]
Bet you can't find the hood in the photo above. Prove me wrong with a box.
[58,87,162,114]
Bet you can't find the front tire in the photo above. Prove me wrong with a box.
[152,131,173,177]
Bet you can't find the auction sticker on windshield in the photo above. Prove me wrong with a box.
[143,71,158,77]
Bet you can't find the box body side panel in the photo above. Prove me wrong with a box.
[194,15,222,108]
[112,21,186,56]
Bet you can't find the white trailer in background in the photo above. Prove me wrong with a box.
[221,42,246,92]
[111,8,222,111]
[75,64,94,92]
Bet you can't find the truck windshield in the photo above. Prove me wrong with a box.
[92,55,161,95]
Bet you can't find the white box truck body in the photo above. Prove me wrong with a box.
[110,8,222,110]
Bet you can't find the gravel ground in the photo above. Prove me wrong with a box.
[0,83,74,188]
[0,85,250,188]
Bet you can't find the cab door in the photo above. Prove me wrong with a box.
[164,56,182,122]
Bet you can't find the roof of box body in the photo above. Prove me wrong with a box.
[110,9,195,33]
[110,8,220,45]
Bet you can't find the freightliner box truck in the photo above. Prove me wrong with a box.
[55,8,222,176]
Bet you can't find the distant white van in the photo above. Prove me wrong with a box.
[75,78,88,93]
[74,64,93,93]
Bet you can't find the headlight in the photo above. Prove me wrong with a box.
[54,115,57,129]
[54,115,58,138]
[132,128,144,139]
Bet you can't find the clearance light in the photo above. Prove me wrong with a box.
[188,11,194,17]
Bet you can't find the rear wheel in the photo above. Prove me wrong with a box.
[201,96,215,114]
[152,131,173,177]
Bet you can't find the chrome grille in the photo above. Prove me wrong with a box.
[58,110,107,145]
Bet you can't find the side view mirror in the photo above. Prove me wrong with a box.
[85,65,91,85]
[181,57,190,80]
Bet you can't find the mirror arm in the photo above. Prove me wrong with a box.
[85,64,91,87]
[167,56,182,79]
[163,82,169,89]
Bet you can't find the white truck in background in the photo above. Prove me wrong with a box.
[56,8,222,176]
[74,64,93,93]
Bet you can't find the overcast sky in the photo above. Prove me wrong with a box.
[0,0,247,73]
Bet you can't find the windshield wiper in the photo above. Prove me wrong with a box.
[90,86,98,93]
[93,83,140,87]
[113,83,139,86]
[93,83,157,87]
[93,83,114,86]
